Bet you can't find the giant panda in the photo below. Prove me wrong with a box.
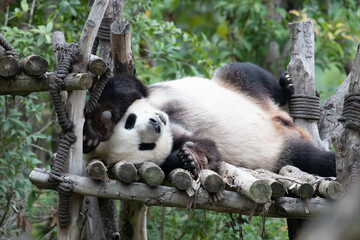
[83,62,335,240]
[83,62,335,179]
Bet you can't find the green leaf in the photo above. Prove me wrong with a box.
[21,0,29,12]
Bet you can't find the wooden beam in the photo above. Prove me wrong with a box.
[0,72,92,96]
[29,168,332,219]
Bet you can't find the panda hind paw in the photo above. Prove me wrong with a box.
[177,141,200,177]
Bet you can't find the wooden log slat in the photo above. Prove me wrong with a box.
[88,54,107,75]
[248,169,286,199]
[0,72,92,96]
[219,163,272,204]
[198,169,224,193]
[139,161,165,187]
[20,55,49,76]
[279,165,345,200]
[112,161,137,184]
[0,55,19,77]
[29,167,331,218]
[169,168,192,190]
[86,159,109,182]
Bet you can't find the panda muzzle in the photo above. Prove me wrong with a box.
[149,117,162,134]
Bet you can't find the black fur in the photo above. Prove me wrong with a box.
[83,74,147,154]
[214,62,294,106]
[139,143,156,151]
[125,113,137,129]
[281,139,335,177]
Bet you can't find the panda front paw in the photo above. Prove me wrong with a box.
[177,141,202,177]
[83,134,100,154]
[279,71,294,94]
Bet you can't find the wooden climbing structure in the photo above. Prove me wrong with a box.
[1,1,360,239]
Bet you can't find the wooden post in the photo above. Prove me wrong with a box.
[111,19,135,76]
[56,0,109,239]
[319,73,350,150]
[287,20,323,148]
[333,45,360,189]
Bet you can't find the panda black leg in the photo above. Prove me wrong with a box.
[213,62,294,106]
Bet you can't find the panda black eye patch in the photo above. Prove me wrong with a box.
[139,143,156,151]
[125,114,137,129]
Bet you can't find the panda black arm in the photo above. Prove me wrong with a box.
[213,62,294,106]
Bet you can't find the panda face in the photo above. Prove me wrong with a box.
[86,99,173,166]
[121,99,169,148]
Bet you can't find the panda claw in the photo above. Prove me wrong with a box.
[184,141,194,148]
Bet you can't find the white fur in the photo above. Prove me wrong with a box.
[149,77,286,171]
[88,99,173,166]
[90,77,292,172]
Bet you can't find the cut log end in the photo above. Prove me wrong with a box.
[139,161,165,187]
[296,183,314,199]
[199,170,224,193]
[0,55,19,77]
[20,55,49,76]
[86,159,109,182]
[169,168,192,190]
[321,181,345,200]
[270,182,286,199]
[88,55,107,75]
[113,161,137,184]
[245,180,272,204]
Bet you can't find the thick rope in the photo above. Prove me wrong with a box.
[49,43,80,131]
[48,42,80,227]
[57,182,73,227]
[97,17,112,41]
[338,93,360,131]
[289,94,320,121]
[0,33,18,58]
[85,67,111,114]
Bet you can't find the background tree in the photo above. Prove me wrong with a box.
[0,0,358,239]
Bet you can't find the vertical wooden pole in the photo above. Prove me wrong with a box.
[333,45,360,189]
[56,0,109,239]
[287,20,324,148]
[110,10,147,240]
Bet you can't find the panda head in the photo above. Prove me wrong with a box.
[83,75,173,166]
[85,98,173,166]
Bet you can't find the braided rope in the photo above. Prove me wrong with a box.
[57,182,73,227]
[289,94,320,121]
[338,93,360,131]
[0,33,18,58]
[97,17,112,41]
[49,43,80,131]
[85,67,111,114]
[48,43,80,227]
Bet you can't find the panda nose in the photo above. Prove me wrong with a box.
[149,118,161,133]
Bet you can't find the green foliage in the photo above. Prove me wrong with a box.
[147,207,288,240]
[0,0,88,69]
[0,95,47,238]
[1,0,359,238]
